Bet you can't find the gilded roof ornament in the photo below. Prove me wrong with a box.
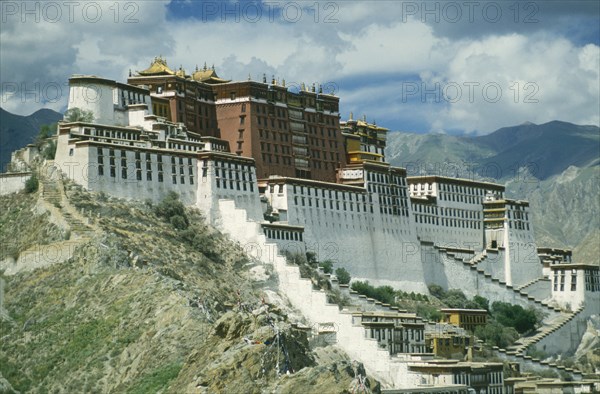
[137,56,175,76]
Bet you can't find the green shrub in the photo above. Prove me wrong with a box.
[335,267,351,285]
[25,173,39,193]
[319,260,333,274]
[154,191,189,229]
[351,281,396,304]
[491,301,538,334]
[475,321,519,348]
[472,295,490,311]
[305,251,318,265]
[416,304,442,321]
[170,215,188,230]
[428,283,445,299]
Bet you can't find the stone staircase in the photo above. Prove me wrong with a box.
[40,162,94,239]
[506,306,585,356]
[2,162,95,275]
[215,199,426,389]
[437,247,584,379]
[438,247,562,314]
[468,250,487,265]
[516,277,546,292]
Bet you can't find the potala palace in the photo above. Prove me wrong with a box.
[4,57,599,392]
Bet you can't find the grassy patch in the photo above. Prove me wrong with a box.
[127,362,183,394]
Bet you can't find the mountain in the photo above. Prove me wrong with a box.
[476,121,599,180]
[0,108,63,171]
[386,121,600,262]
[387,121,599,181]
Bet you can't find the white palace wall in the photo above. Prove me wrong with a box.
[275,183,428,293]
[55,141,198,205]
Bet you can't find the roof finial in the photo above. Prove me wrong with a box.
[203,62,207,71]
[363,114,367,122]
[282,78,286,87]
[248,73,252,81]
[271,75,276,85]
[311,83,315,92]
[349,112,353,120]
[195,64,199,72]
[129,69,132,77]
[318,84,323,94]
[301,82,306,91]
[211,64,215,71]
[263,73,267,83]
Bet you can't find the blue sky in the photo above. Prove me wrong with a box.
[1,0,598,134]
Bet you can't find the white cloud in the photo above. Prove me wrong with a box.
[425,34,600,133]
[0,1,598,133]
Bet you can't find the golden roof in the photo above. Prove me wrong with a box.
[138,56,175,76]
[191,65,230,84]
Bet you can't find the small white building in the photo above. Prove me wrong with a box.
[550,263,600,311]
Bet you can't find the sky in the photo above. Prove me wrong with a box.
[1,0,599,135]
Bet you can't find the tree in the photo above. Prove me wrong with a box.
[428,284,445,299]
[320,260,333,274]
[443,289,469,308]
[64,107,94,123]
[472,295,490,311]
[154,191,189,229]
[335,267,351,285]
[474,320,519,348]
[37,123,57,140]
[305,251,318,266]
[491,301,538,334]
[24,173,38,193]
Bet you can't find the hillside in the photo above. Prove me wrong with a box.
[0,178,378,393]
[386,121,600,261]
[0,108,63,171]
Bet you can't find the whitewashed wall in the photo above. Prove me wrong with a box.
[0,172,31,195]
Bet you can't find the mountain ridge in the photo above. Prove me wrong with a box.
[0,107,63,171]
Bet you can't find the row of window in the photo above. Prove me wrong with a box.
[584,270,600,292]
[438,182,498,197]
[415,214,482,229]
[81,127,140,141]
[554,270,577,291]
[185,113,215,130]
[96,148,194,185]
[367,171,408,187]
[118,89,147,107]
[413,204,481,219]
[293,195,374,214]
[507,210,528,220]
[209,160,255,193]
[509,220,530,231]
[252,103,337,125]
[263,228,303,242]
[438,192,484,204]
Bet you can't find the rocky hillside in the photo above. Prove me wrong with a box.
[0,177,378,393]
[387,121,600,262]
